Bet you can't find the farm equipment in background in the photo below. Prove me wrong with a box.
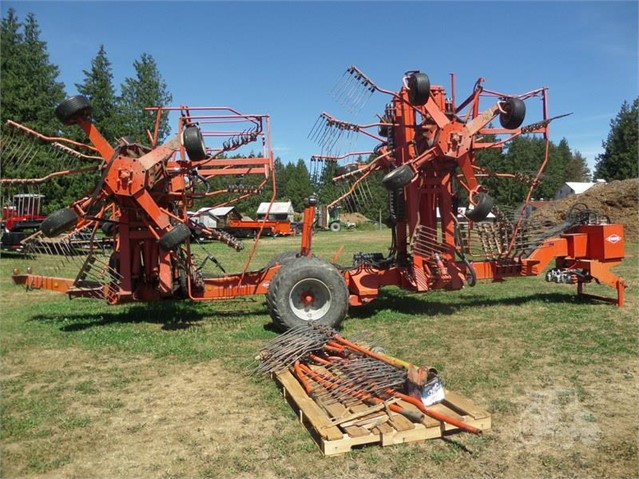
[224,218,294,238]
[5,66,627,333]
[316,204,355,232]
[302,66,626,318]
[1,194,47,252]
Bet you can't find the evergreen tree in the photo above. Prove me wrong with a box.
[594,98,639,180]
[75,45,121,141]
[0,10,82,213]
[119,53,172,144]
[285,159,313,211]
[565,150,591,182]
[1,9,24,125]
[544,138,572,196]
[1,11,65,132]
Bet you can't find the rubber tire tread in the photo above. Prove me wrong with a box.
[407,72,431,106]
[183,126,207,161]
[265,250,300,270]
[41,208,79,237]
[55,96,92,125]
[101,221,117,236]
[499,98,526,130]
[158,223,191,251]
[465,193,495,222]
[266,256,349,332]
[382,164,414,191]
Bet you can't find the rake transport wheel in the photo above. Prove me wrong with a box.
[265,250,301,269]
[158,223,192,251]
[465,193,495,222]
[382,164,414,191]
[499,97,526,130]
[40,208,79,237]
[266,256,349,332]
[55,95,92,125]
[183,126,207,161]
[407,72,431,106]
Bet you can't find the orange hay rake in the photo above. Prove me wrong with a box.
[5,66,627,333]
[308,66,626,314]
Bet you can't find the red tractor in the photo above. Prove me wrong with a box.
[1,194,47,252]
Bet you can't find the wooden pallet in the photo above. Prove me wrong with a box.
[274,369,491,456]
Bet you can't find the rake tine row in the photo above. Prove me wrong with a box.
[254,324,335,375]
[1,129,87,177]
[330,66,376,114]
[308,114,360,157]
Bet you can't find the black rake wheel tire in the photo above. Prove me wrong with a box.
[55,96,92,125]
[265,250,300,270]
[101,221,117,236]
[407,72,431,106]
[40,208,79,237]
[158,223,192,251]
[499,97,526,130]
[183,126,207,161]
[382,164,414,191]
[465,193,495,222]
[266,256,349,332]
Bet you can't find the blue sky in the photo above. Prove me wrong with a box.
[3,1,638,172]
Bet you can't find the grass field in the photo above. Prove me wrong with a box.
[1,229,637,478]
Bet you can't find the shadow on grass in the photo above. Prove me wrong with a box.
[349,290,595,319]
[30,299,269,332]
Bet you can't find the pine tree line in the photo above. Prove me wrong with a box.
[1,9,636,218]
[1,9,172,211]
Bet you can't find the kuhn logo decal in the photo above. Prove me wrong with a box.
[606,234,622,244]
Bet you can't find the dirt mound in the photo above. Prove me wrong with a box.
[531,178,638,239]
[340,212,371,225]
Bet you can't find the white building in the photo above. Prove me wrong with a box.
[256,201,294,222]
[188,206,241,229]
[554,180,606,200]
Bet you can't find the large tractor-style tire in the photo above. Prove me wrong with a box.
[40,208,79,237]
[329,221,342,232]
[265,250,300,270]
[407,72,431,106]
[499,97,526,130]
[55,96,92,125]
[183,125,207,161]
[382,164,414,191]
[158,223,191,251]
[266,256,349,332]
[465,193,495,222]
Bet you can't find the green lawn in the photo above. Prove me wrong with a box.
[1,229,637,478]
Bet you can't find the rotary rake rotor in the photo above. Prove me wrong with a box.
[308,66,626,310]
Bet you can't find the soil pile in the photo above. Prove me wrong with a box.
[340,212,371,225]
[531,178,638,239]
